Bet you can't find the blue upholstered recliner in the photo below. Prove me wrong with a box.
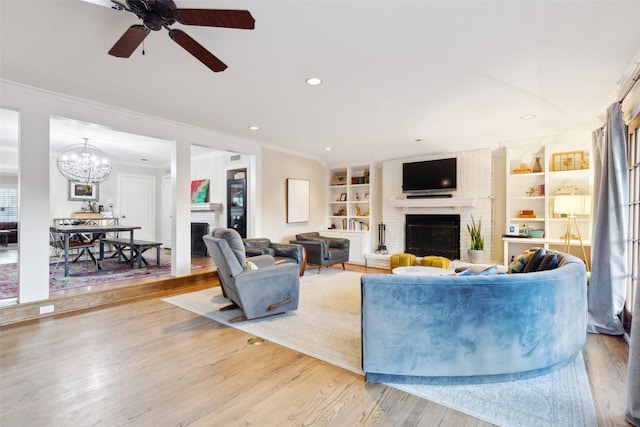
[203,228,300,322]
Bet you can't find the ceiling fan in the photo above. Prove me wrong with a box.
[107,0,255,72]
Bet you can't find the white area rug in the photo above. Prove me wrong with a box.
[164,269,597,427]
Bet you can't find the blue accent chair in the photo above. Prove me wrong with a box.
[203,228,300,322]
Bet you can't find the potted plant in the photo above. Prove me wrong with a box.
[467,215,485,263]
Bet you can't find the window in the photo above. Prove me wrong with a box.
[0,187,18,222]
[625,113,640,333]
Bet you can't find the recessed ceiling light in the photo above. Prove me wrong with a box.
[140,158,148,162]
[325,147,332,151]
[306,77,323,86]
[248,125,259,131]
[414,139,422,142]
[520,114,536,120]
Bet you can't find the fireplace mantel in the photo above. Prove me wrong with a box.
[191,203,223,212]
[388,198,475,208]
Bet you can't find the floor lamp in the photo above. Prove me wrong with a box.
[553,194,592,271]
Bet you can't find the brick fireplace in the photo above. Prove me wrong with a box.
[379,149,493,262]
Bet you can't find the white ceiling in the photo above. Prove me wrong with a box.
[0,108,216,169]
[1,0,640,166]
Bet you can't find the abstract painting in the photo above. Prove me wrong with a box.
[191,179,210,203]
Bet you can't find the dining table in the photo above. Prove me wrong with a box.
[49,224,141,277]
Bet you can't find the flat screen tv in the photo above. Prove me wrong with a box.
[402,157,457,194]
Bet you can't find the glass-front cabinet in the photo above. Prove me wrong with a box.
[227,178,247,238]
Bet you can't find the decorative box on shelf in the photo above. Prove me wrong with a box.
[331,171,347,186]
[512,167,532,174]
[518,209,536,218]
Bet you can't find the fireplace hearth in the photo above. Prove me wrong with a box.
[405,214,460,259]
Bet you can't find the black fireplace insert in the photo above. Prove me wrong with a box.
[191,222,209,256]
[405,214,460,259]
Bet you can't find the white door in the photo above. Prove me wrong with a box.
[161,176,173,248]
[118,174,156,241]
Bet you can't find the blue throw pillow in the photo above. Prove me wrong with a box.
[456,268,471,276]
[523,248,546,273]
[473,265,498,275]
[537,253,559,271]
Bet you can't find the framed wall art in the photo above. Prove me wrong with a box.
[551,151,589,171]
[190,179,210,203]
[286,178,310,223]
[68,181,99,201]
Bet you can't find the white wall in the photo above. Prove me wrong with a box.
[492,148,507,263]
[382,149,495,263]
[259,148,326,243]
[48,156,162,221]
[191,151,228,207]
[0,173,18,186]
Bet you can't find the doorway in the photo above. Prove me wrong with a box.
[119,174,156,240]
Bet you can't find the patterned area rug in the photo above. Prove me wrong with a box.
[0,257,200,299]
[164,269,597,427]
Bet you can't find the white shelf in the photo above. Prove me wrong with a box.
[191,203,222,212]
[502,237,592,246]
[510,172,545,177]
[510,196,545,200]
[387,197,475,208]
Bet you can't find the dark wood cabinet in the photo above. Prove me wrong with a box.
[227,179,246,238]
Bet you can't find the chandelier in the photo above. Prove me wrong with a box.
[56,137,112,184]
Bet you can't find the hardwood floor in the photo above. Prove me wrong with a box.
[0,263,632,426]
[0,249,216,325]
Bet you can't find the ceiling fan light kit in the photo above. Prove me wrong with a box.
[108,0,255,72]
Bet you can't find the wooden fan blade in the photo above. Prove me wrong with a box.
[174,9,255,29]
[108,25,150,58]
[168,29,227,73]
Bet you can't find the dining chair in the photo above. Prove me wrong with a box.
[49,231,99,273]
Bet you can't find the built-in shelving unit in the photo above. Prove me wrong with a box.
[328,165,372,231]
[326,165,374,264]
[503,143,593,265]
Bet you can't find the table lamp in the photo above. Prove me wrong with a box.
[553,194,591,271]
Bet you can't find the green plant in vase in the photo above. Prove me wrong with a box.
[467,215,484,263]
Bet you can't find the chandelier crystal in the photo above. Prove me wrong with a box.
[56,137,112,184]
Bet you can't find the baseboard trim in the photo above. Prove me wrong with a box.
[0,270,218,326]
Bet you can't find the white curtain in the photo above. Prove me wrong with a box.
[588,102,628,335]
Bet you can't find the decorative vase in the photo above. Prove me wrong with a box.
[468,249,484,264]
[532,157,543,173]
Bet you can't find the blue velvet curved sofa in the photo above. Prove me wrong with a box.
[361,250,587,384]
